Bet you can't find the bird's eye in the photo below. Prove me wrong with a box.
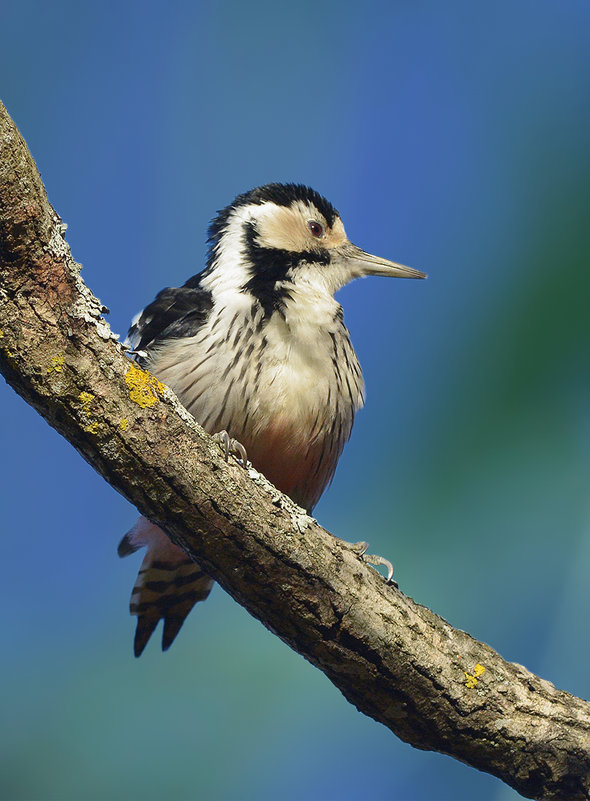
[307,220,324,238]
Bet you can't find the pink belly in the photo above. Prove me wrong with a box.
[241,421,339,512]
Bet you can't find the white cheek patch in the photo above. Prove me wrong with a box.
[290,260,356,297]
[254,201,324,252]
[201,208,254,297]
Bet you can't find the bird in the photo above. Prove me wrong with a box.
[118,183,426,656]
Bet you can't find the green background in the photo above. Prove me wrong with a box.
[1,2,589,799]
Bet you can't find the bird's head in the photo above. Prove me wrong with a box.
[205,183,425,309]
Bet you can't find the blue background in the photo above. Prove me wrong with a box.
[1,2,589,800]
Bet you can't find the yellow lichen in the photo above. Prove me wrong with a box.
[464,663,486,689]
[48,355,65,373]
[79,391,94,408]
[119,418,129,431]
[2,348,18,370]
[0,328,4,337]
[77,392,101,434]
[124,363,165,408]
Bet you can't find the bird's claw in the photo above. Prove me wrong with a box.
[123,345,148,360]
[212,430,248,468]
[349,540,395,584]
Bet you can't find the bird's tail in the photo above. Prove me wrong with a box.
[118,517,214,657]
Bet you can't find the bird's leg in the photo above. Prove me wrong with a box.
[212,430,248,468]
[347,540,396,585]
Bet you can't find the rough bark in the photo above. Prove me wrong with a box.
[0,100,588,801]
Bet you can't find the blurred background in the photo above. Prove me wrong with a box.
[1,1,589,799]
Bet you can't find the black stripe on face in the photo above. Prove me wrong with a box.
[242,222,330,318]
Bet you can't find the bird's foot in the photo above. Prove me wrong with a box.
[212,430,248,468]
[122,345,148,360]
[348,541,396,585]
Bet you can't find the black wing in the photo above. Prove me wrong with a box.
[127,274,213,356]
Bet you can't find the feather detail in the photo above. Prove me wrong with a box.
[118,517,213,657]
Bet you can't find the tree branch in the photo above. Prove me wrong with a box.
[1,100,588,801]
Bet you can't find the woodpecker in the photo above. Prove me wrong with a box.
[118,183,426,656]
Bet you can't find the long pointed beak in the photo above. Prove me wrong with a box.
[346,243,427,279]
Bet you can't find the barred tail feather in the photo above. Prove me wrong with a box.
[118,517,214,657]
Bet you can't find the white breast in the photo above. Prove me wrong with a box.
[145,288,364,509]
